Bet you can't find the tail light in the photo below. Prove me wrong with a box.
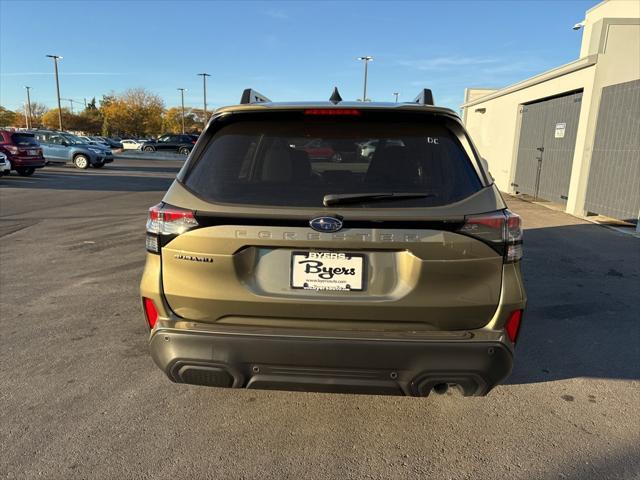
[505,309,523,343]
[142,297,159,329]
[146,203,199,253]
[458,210,523,262]
[4,145,18,155]
[191,139,197,144]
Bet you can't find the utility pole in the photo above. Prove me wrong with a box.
[46,54,63,130]
[177,88,186,134]
[197,73,211,128]
[357,56,373,102]
[25,86,33,129]
[84,98,87,108]
[62,98,76,114]
[393,92,399,103]
[62,98,81,114]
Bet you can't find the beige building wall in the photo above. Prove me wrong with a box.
[580,0,640,57]
[461,0,640,218]
[461,89,497,122]
[463,63,597,192]
[464,88,498,103]
[568,18,640,214]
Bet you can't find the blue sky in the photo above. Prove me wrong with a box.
[0,0,595,112]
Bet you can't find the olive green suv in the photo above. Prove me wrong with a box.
[140,88,526,397]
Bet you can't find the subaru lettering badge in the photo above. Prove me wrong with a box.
[309,216,343,233]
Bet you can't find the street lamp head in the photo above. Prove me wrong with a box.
[357,56,373,61]
[197,73,211,77]
[46,54,62,60]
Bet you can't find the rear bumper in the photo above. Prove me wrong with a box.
[10,157,46,168]
[149,322,513,396]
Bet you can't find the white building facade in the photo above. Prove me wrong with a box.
[461,0,640,223]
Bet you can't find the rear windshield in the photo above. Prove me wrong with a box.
[184,117,482,208]
[11,133,38,146]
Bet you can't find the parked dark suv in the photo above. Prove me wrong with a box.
[140,88,526,397]
[0,130,45,176]
[141,134,198,155]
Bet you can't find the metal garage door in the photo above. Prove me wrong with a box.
[584,79,640,222]
[513,91,583,204]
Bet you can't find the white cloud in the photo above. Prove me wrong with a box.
[397,57,500,71]
[478,61,540,75]
[264,34,279,48]
[264,9,289,20]
[0,72,124,76]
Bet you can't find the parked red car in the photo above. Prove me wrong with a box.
[300,139,339,162]
[0,130,45,176]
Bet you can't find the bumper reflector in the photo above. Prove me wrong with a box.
[505,310,523,344]
[143,298,159,329]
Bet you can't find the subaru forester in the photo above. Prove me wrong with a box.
[140,88,526,397]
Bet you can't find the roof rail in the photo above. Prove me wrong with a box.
[240,89,271,105]
[413,89,435,106]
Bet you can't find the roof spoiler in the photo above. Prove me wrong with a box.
[413,89,435,106]
[240,88,271,105]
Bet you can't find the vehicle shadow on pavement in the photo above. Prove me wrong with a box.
[0,169,176,192]
[507,223,640,384]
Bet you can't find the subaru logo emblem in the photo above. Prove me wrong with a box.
[309,216,343,233]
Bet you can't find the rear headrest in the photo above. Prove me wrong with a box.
[365,145,419,184]
[262,145,292,181]
[261,146,312,182]
[290,149,312,179]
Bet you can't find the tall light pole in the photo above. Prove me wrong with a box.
[25,86,33,129]
[197,73,211,128]
[357,56,373,102]
[393,92,399,103]
[177,88,186,134]
[46,54,63,130]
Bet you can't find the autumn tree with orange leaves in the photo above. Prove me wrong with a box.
[101,88,164,137]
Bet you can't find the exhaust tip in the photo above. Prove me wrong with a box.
[433,383,449,395]
[177,365,234,388]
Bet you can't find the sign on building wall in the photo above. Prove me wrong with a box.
[554,122,567,138]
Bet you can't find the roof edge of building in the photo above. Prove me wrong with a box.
[585,0,609,16]
[461,54,598,108]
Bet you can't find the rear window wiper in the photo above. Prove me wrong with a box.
[323,192,436,207]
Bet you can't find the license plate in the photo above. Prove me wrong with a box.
[291,252,365,291]
[28,150,36,155]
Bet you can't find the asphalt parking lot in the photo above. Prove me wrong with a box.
[1,159,639,480]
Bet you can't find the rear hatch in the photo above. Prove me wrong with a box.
[9,132,42,159]
[154,108,511,331]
